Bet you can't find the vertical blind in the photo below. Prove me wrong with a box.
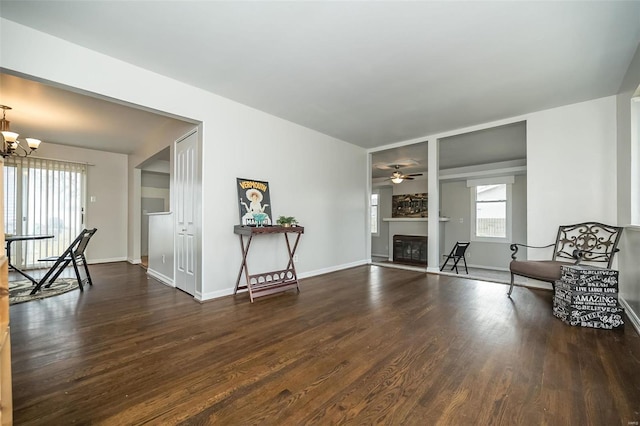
[4,157,86,269]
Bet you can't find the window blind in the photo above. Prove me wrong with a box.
[4,157,86,269]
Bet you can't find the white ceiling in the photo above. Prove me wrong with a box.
[0,73,195,155]
[1,1,639,153]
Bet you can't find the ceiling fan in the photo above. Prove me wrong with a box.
[387,165,423,184]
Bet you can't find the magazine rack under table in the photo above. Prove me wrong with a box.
[233,225,304,302]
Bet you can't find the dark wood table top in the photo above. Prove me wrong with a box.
[5,234,54,243]
[233,225,304,236]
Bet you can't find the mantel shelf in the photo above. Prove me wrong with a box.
[383,217,450,222]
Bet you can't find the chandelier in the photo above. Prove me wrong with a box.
[0,105,42,158]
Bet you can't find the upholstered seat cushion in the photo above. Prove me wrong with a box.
[509,260,575,283]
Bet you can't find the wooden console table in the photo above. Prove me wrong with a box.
[234,225,304,302]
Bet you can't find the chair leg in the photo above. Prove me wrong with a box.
[31,257,67,295]
[440,255,451,271]
[71,257,84,291]
[80,255,93,286]
[508,272,515,297]
[44,259,72,288]
[462,256,468,274]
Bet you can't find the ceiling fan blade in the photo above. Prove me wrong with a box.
[405,173,423,177]
[404,177,415,180]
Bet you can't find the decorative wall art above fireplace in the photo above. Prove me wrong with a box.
[392,193,428,218]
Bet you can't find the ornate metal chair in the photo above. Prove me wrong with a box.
[508,222,622,296]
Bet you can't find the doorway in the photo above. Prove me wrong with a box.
[139,148,171,270]
[370,143,429,269]
[369,121,527,279]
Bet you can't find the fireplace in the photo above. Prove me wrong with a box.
[393,235,427,266]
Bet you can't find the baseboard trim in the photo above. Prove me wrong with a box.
[298,259,369,280]
[197,287,235,302]
[88,257,128,264]
[619,297,640,336]
[127,258,142,265]
[466,263,510,272]
[371,262,427,273]
[147,269,174,287]
[371,253,389,258]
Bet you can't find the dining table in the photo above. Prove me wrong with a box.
[5,234,55,285]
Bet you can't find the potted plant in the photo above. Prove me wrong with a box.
[277,216,297,227]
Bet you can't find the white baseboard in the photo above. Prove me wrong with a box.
[127,258,142,265]
[381,264,427,272]
[88,257,128,264]
[297,259,369,280]
[371,253,389,258]
[619,297,640,336]
[466,263,510,272]
[147,269,174,287]
[197,287,235,302]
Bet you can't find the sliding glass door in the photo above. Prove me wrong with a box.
[3,157,86,269]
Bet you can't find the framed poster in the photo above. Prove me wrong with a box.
[392,193,428,218]
[237,178,273,226]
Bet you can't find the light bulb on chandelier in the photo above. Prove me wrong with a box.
[0,105,42,158]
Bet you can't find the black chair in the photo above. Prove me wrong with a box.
[440,241,470,274]
[508,222,622,297]
[30,228,98,295]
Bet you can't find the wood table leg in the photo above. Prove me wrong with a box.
[234,234,253,294]
[284,232,302,292]
[233,225,304,302]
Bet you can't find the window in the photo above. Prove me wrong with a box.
[468,177,513,242]
[4,157,86,269]
[371,193,379,235]
[475,184,506,237]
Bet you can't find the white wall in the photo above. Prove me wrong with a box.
[526,96,618,258]
[1,19,368,301]
[147,212,174,285]
[33,142,128,263]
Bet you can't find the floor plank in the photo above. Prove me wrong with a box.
[8,262,640,425]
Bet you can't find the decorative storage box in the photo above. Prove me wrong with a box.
[553,297,625,329]
[555,280,618,295]
[553,265,624,330]
[560,265,618,289]
[554,287,618,307]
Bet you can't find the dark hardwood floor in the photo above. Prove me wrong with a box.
[8,262,640,425]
